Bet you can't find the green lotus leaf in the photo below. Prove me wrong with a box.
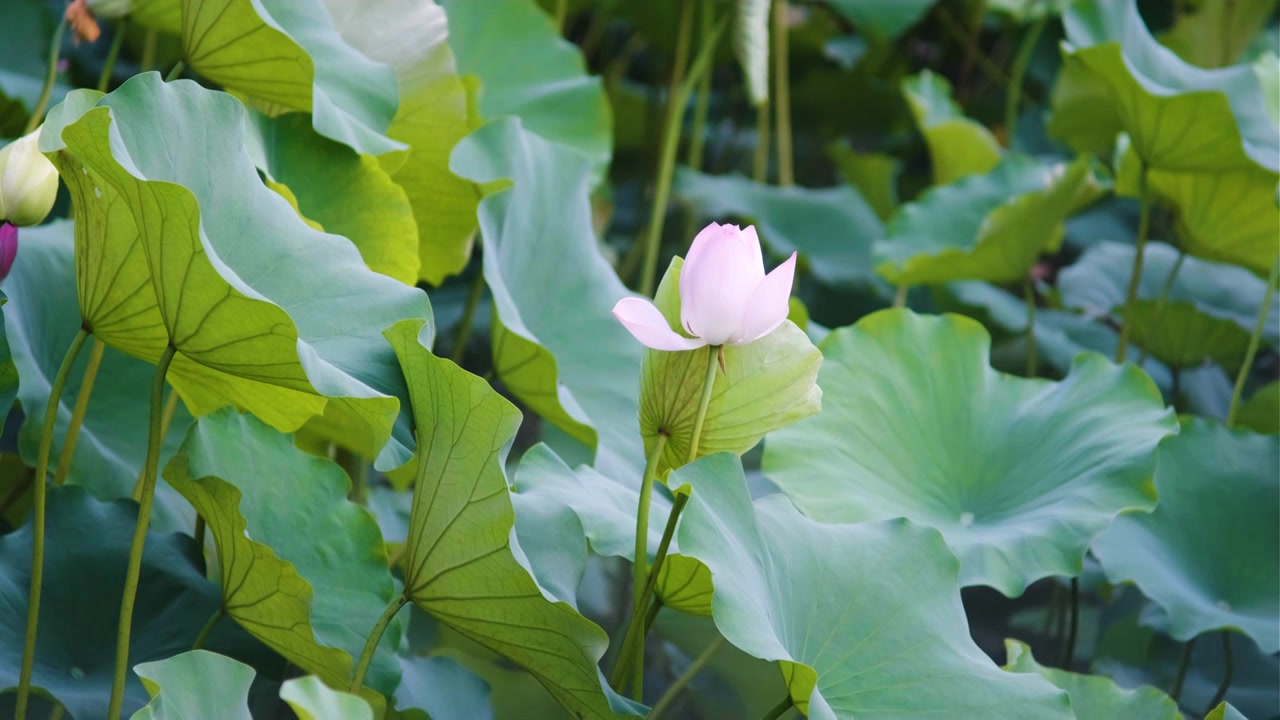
[131,651,254,720]
[280,675,373,720]
[393,655,493,720]
[875,154,1105,286]
[450,118,645,480]
[1092,417,1280,654]
[1059,0,1279,173]
[245,111,419,284]
[764,309,1178,597]
[40,74,432,471]
[1237,381,1279,435]
[0,487,278,720]
[1113,142,1280,276]
[1121,300,1253,369]
[512,444,714,615]
[1159,0,1275,69]
[440,0,612,181]
[828,142,901,221]
[1046,54,1123,157]
[2,222,194,532]
[1060,240,1280,344]
[673,453,1075,719]
[673,168,885,286]
[181,0,402,156]
[987,0,1076,22]
[901,71,1000,185]
[1206,703,1249,720]
[384,318,626,719]
[638,257,822,477]
[318,0,481,285]
[161,408,402,696]
[1002,640,1180,720]
[825,0,936,41]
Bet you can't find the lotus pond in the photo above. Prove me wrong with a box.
[0,0,1276,718]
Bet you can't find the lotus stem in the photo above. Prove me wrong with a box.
[648,636,725,719]
[97,19,129,93]
[350,594,408,693]
[1004,15,1047,147]
[1115,163,1151,363]
[773,0,793,186]
[1227,259,1278,428]
[25,16,67,135]
[52,337,105,487]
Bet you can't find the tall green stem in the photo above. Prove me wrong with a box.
[1024,279,1037,377]
[649,636,725,720]
[191,605,223,650]
[772,0,793,186]
[97,19,129,93]
[686,344,719,463]
[1004,16,1046,148]
[752,103,771,183]
[638,0,695,296]
[682,0,715,243]
[165,59,186,82]
[1170,637,1195,700]
[893,284,908,309]
[15,328,90,720]
[24,16,67,134]
[52,338,105,487]
[1137,251,1185,367]
[1206,632,1234,712]
[140,30,157,72]
[622,432,668,699]
[1115,163,1151,364]
[452,271,486,366]
[1060,577,1079,669]
[108,344,177,720]
[350,594,409,693]
[1227,259,1278,428]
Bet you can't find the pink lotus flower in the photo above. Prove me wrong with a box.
[613,223,797,350]
[0,222,17,283]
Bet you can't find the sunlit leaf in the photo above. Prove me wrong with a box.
[1237,381,1279,435]
[1002,640,1180,720]
[162,409,402,696]
[764,309,1178,597]
[1205,702,1249,720]
[1059,0,1279,173]
[280,675,373,720]
[385,318,626,719]
[875,155,1105,286]
[181,0,402,155]
[1092,418,1280,654]
[825,0,936,41]
[131,651,254,720]
[673,453,1075,719]
[441,0,612,181]
[901,71,1000,185]
[246,111,420,284]
[2,222,194,532]
[40,74,432,471]
[1159,0,1274,68]
[450,118,644,480]
[0,487,277,720]
[640,257,822,477]
[828,142,901,221]
[674,168,885,286]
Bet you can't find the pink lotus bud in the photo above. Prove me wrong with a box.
[613,222,797,351]
[0,223,17,283]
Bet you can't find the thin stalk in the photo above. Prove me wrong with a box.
[752,102,770,183]
[107,344,177,720]
[191,605,224,650]
[682,0,715,243]
[52,338,106,486]
[140,30,157,72]
[686,345,719,463]
[1206,633,1234,712]
[555,0,568,32]
[25,16,68,135]
[623,433,669,699]
[48,704,64,720]
[165,59,186,82]
[160,387,181,440]
[1060,577,1079,669]
[15,328,90,720]
[637,0,695,297]
[1170,638,1195,700]
[761,695,793,720]
[1137,251,1185,367]
[935,5,1018,93]
[97,19,128,93]
[1116,163,1151,364]
[893,284,908,309]
[648,636,726,720]
[193,515,206,552]
[350,594,409,693]
[1226,259,1278,428]
[1004,16,1047,147]
[772,0,793,186]
[451,271,486,366]
[1024,279,1037,377]
[643,595,663,633]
